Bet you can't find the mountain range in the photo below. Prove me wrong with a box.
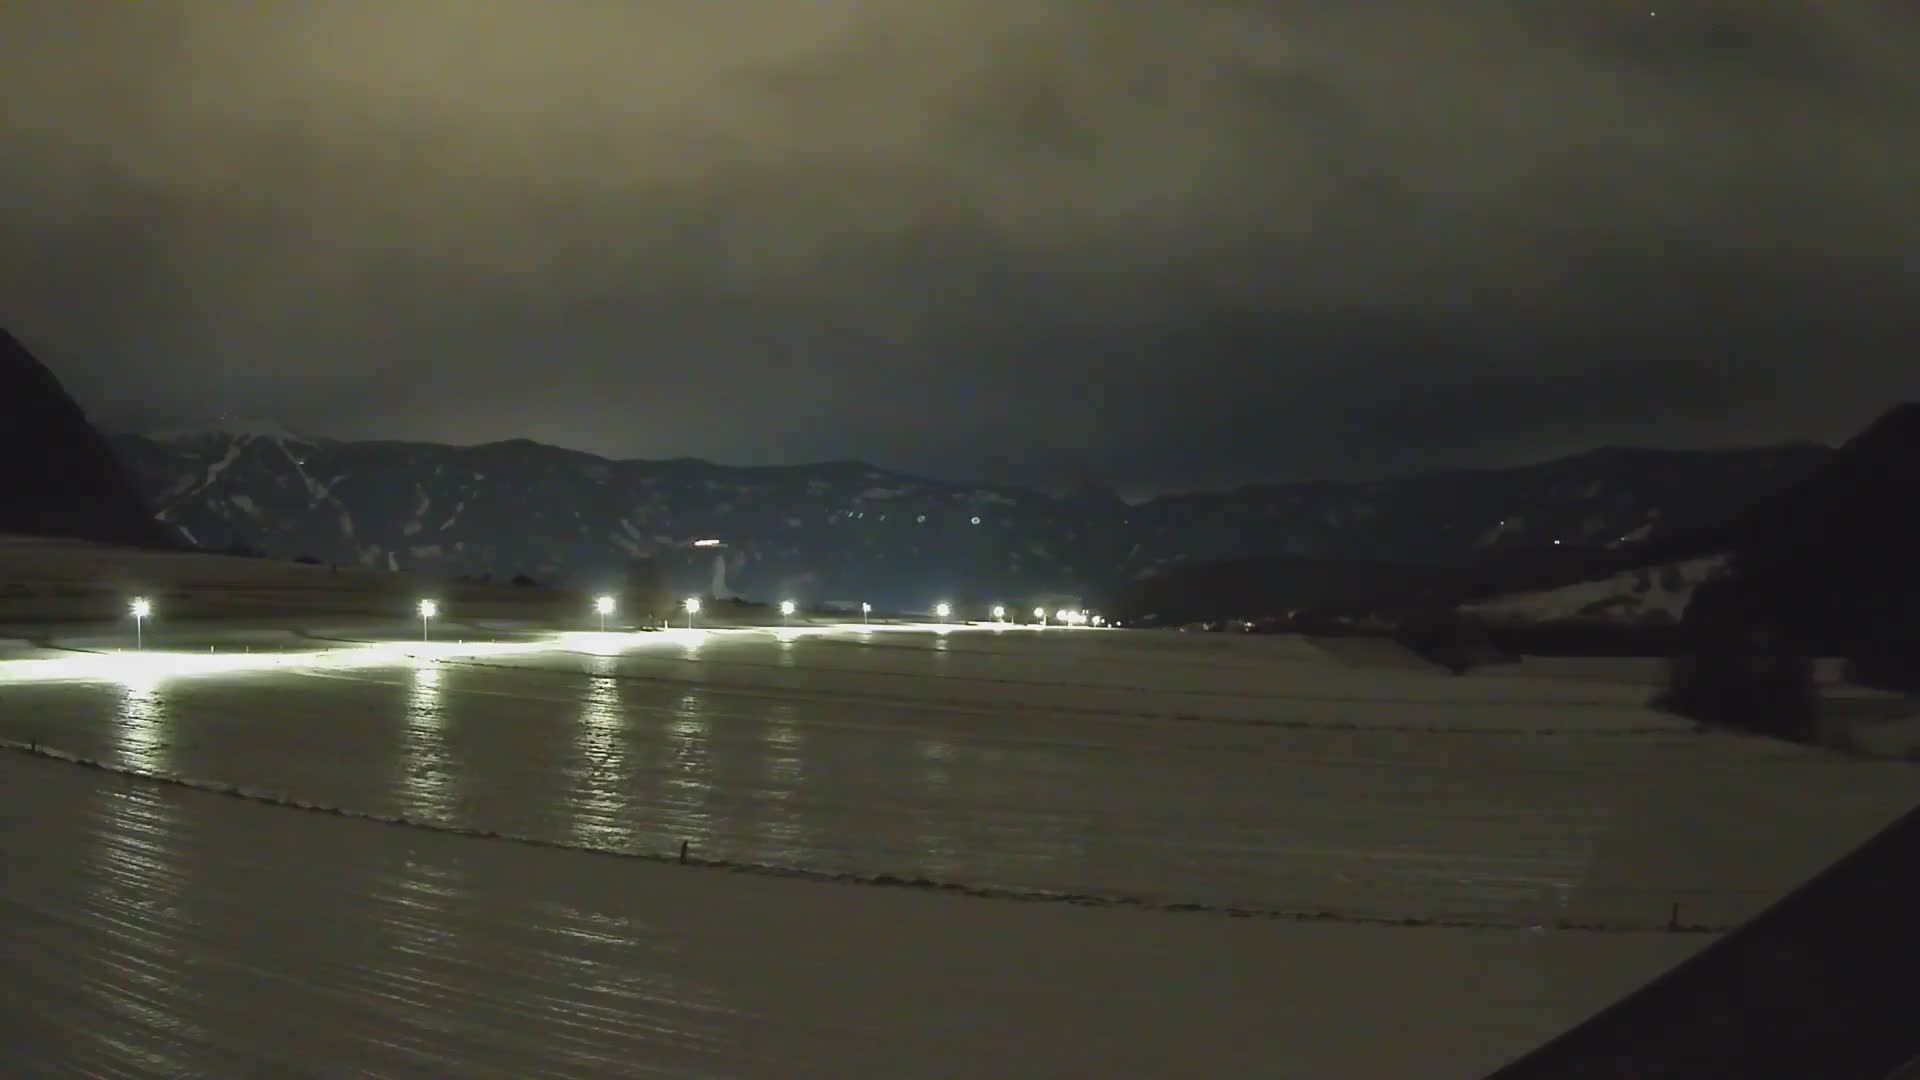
[108,426,1825,610]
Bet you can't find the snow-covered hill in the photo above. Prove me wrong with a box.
[108,432,1825,607]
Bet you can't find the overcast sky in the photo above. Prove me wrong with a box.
[2,1,1916,495]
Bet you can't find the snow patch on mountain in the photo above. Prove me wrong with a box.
[1466,555,1730,624]
[193,438,247,494]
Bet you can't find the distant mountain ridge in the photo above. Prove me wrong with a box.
[0,329,170,548]
[108,428,1827,608]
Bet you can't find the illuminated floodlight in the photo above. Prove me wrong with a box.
[130,597,151,649]
[780,599,797,624]
[1034,606,1047,626]
[683,596,701,629]
[595,594,616,631]
[935,602,952,620]
[992,605,1006,621]
[418,599,438,641]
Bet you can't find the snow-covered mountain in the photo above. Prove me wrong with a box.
[107,432,1827,608]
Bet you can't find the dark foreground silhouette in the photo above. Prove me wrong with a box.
[1491,798,1920,1079]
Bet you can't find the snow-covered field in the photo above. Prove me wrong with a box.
[2,623,1914,1076]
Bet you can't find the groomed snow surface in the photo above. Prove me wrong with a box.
[2,625,1915,1076]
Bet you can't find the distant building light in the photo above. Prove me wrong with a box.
[916,515,927,524]
[693,538,722,547]
[970,516,981,525]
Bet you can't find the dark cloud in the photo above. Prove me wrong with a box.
[2,1,1916,494]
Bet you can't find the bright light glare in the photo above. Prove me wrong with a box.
[1034,607,1046,620]
[935,603,952,619]
[684,597,701,613]
[595,595,616,615]
[780,600,797,616]
[692,538,722,548]
[418,600,438,619]
[0,633,651,689]
[992,605,1006,619]
[130,598,151,619]
[861,602,872,613]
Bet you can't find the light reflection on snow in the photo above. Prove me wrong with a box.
[915,736,960,877]
[659,693,714,852]
[82,779,203,1065]
[114,677,169,774]
[569,653,629,850]
[0,623,1092,700]
[755,701,811,855]
[398,663,455,827]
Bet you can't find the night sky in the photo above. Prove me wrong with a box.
[3,2,1916,496]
